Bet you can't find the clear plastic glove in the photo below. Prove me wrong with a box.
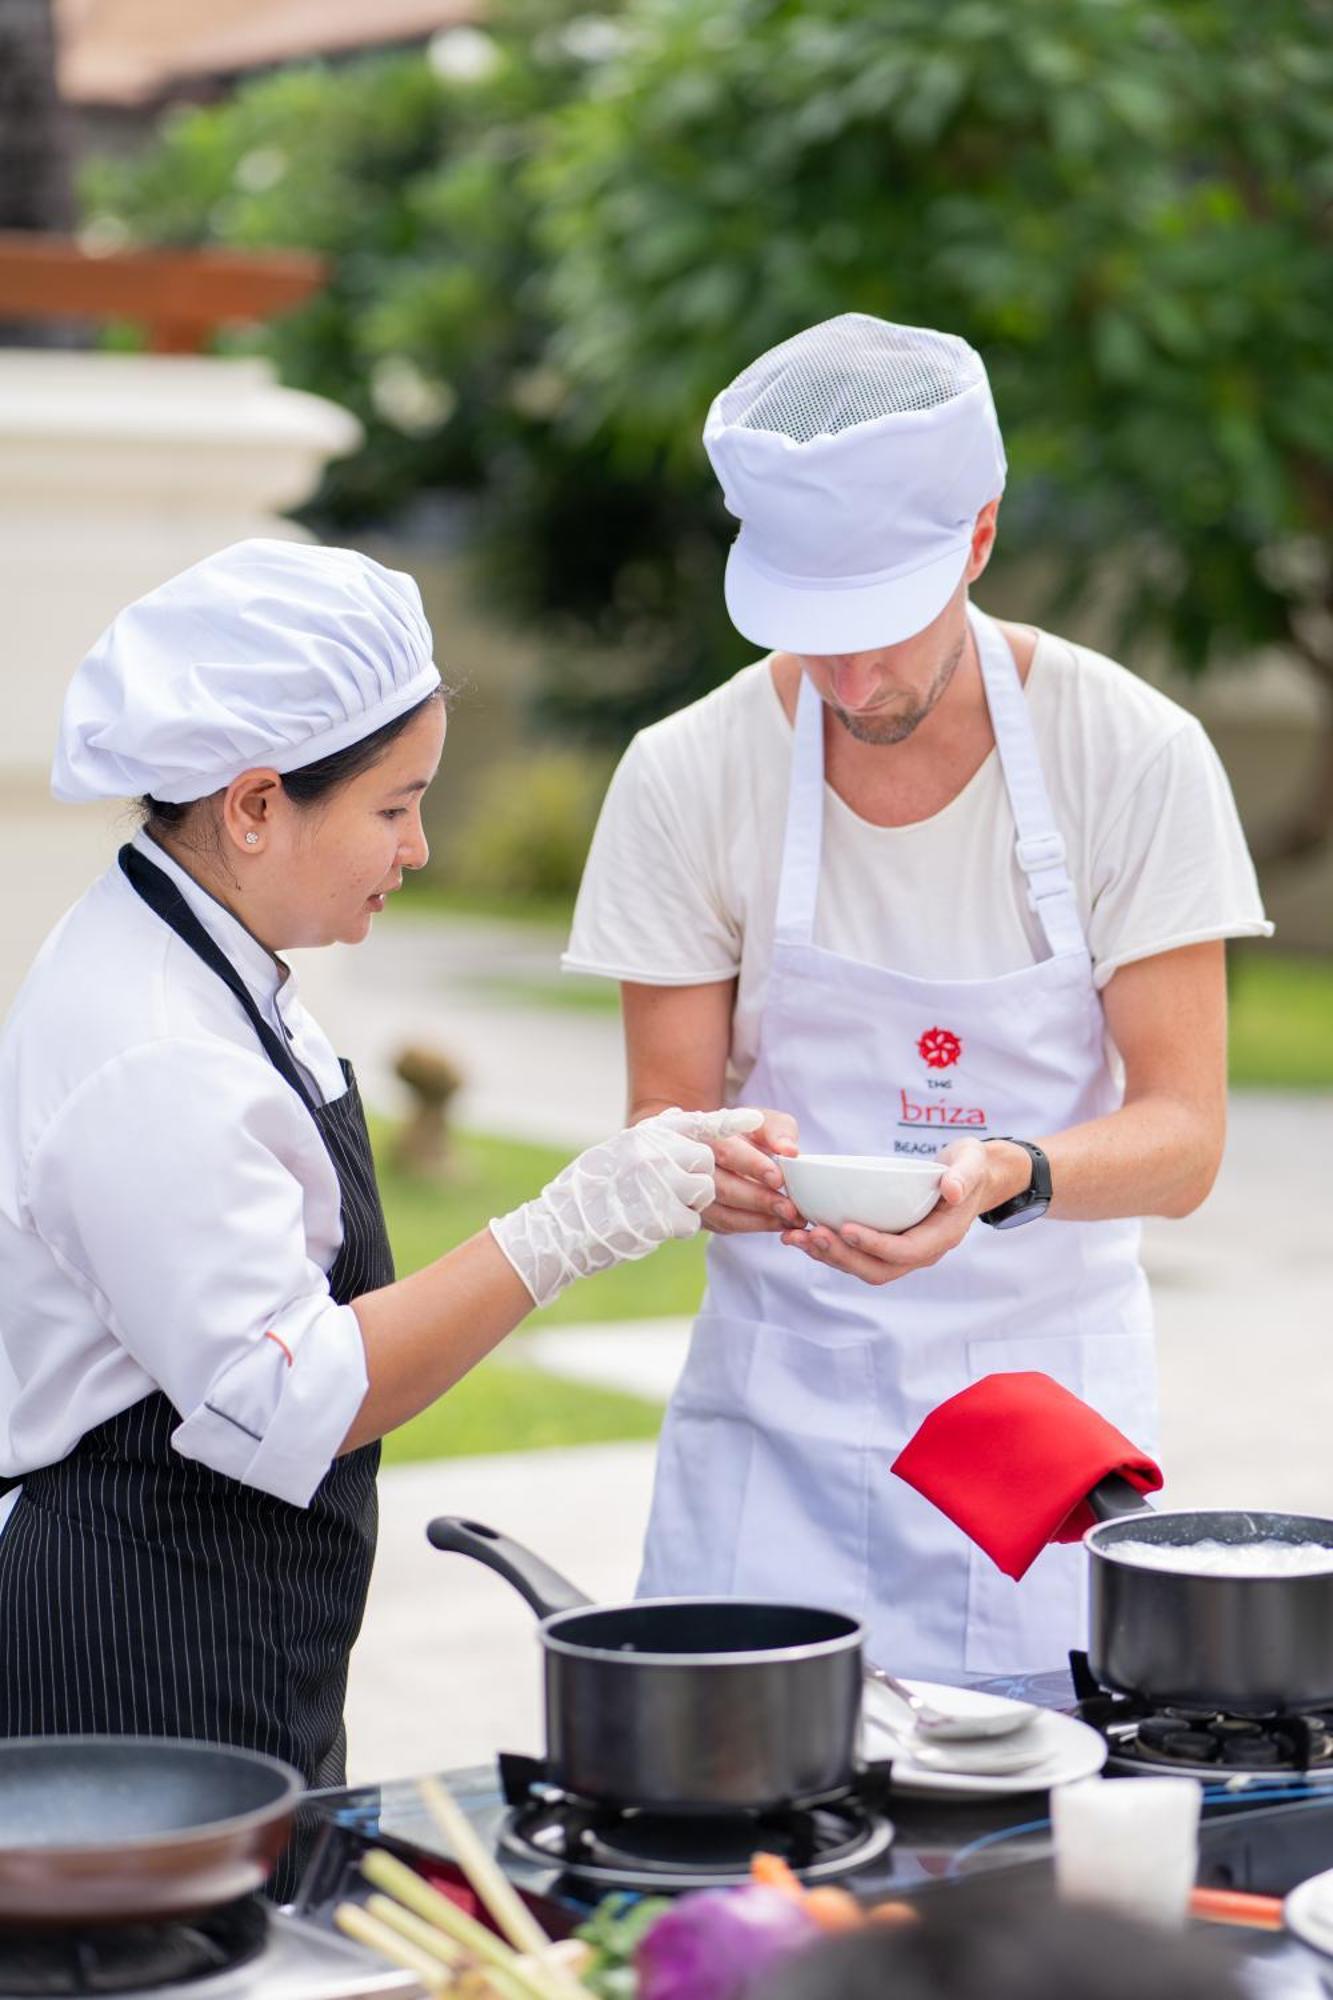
[489,1107,765,1309]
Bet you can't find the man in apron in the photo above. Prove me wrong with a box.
[565,315,1271,1677]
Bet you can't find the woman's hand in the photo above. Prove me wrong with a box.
[489,1107,767,1308]
[700,1110,802,1235]
[779,1139,1004,1286]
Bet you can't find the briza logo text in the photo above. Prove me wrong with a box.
[897,1088,988,1129]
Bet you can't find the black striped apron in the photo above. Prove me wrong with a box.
[0,844,393,1797]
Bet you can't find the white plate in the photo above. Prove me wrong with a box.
[861,1678,1107,1799]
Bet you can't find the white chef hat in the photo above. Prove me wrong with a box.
[704,314,1007,653]
[52,539,442,805]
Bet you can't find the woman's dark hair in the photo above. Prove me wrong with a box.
[760,1887,1244,2000]
[140,687,444,833]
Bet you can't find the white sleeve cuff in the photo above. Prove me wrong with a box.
[560,952,739,986]
[1094,919,1276,989]
[170,1296,370,1508]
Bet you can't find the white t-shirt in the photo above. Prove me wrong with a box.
[564,626,1272,1092]
[0,830,368,1508]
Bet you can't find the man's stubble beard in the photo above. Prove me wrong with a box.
[828,630,968,746]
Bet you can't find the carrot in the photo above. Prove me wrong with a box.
[866,1900,920,1927]
[803,1887,864,1932]
[750,1852,808,1902]
[1188,1887,1284,1931]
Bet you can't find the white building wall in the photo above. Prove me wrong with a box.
[0,350,360,1013]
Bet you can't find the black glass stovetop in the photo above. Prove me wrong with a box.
[290,1667,1333,1998]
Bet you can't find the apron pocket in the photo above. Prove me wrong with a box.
[638,1312,757,1598]
[730,1321,876,1622]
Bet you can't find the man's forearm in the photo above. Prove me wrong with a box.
[988,1093,1225,1224]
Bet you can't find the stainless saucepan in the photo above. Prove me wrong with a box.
[427,1517,864,1812]
[1086,1474,1333,1715]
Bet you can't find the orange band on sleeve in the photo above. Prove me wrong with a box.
[264,1329,295,1368]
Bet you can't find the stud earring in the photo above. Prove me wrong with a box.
[244,832,260,847]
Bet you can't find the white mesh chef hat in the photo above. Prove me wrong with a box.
[704,314,1006,653]
[52,539,442,805]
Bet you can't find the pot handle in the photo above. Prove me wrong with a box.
[1085,1473,1155,1524]
[425,1516,593,1618]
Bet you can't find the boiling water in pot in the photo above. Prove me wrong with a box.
[1107,1538,1333,1578]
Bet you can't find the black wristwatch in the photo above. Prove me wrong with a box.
[979,1138,1052,1229]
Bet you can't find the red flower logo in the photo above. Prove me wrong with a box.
[917,1026,963,1071]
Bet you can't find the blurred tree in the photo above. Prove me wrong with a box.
[534,0,1333,859]
[0,0,76,345]
[0,0,73,231]
[84,0,1333,859]
[82,24,730,730]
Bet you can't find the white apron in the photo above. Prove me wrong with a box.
[639,606,1158,1677]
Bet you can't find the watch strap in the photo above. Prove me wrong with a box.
[979,1138,1051,1226]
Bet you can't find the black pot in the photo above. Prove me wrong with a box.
[426,1517,864,1813]
[1086,1475,1333,1714]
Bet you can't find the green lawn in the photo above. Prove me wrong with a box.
[1228,951,1333,1088]
[459,972,622,1015]
[372,1122,692,1464]
[381,1359,663,1467]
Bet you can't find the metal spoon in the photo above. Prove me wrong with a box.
[880,1725,1050,1777]
[865,1665,1039,1741]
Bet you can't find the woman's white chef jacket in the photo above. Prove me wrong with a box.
[0,831,369,1507]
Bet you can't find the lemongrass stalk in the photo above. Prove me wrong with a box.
[334,1899,454,1991]
[360,1850,564,2000]
[417,1777,553,1960]
[366,1891,466,1966]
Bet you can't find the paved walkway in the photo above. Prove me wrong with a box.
[291,910,1333,1780]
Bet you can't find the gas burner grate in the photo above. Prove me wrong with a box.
[1068,1651,1333,1782]
[496,1756,894,1892]
[0,1898,268,1998]
[500,1796,894,1892]
[1109,1708,1333,1776]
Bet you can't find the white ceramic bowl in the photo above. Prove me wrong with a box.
[780,1154,944,1234]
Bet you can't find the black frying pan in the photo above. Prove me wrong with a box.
[0,1737,303,1927]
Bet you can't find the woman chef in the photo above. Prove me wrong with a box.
[0,538,752,1788]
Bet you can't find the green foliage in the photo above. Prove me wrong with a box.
[577,1894,674,2000]
[84,1,1333,740]
[84,35,570,521]
[534,0,1333,679]
[442,748,612,899]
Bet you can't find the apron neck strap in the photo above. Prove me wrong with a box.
[773,668,827,945]
[967,605,1086,960]
[772,610,1088,960]
[118,844,320,1111]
